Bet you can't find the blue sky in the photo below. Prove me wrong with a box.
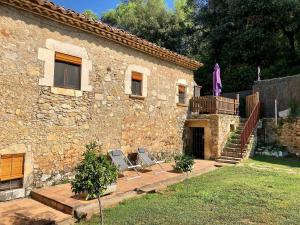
[52,0,174,16]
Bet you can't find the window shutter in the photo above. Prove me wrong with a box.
[55,52,82,65]
[132,72,143,81]
[179,85,186,92]
[0,154,24,181]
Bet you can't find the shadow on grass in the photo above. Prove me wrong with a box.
[252,155,300,168]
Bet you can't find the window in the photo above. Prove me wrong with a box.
[54,52,81,90]
[131,71,143,96]
[178,85,186,104]
[0,154,24,191]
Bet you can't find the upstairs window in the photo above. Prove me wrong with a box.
[54,52,81,90]
[131,71,143,96]
[178,85,186,104]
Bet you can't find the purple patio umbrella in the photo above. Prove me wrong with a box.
[213,63,222,96]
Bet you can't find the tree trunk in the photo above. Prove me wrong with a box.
[97,196,104,225]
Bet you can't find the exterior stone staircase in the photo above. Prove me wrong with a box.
[216,120,248,164]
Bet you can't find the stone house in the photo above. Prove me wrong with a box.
[0,0,203,196]
[0,0,242,200]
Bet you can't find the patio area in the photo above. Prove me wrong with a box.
[29,160,222,220]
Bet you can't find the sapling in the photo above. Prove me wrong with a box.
[71,142,118,225]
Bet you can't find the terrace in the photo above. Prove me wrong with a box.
[0,160,221,224]
[189,95,240,115]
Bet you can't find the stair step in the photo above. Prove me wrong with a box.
[227,143,241,148]
[220,156,242,160]
[224,147,241,152]
[230,139,241,144]
[221,152,243,158]
[216,158,241,164]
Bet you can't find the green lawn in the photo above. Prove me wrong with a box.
[81,156,300,225]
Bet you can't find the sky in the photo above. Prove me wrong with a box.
[52,0,174,16]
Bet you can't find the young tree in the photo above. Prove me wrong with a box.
[71,142,118,225]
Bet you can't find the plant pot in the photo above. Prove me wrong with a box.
[102,183,117,196]
[77,183,117,200]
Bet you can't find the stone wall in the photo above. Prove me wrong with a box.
[257,118,300,154]
[186,114,240,159]
[253,75,300,117]
[0,5,195,190]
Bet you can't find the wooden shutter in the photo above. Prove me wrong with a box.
[55,52,82,65]
[179,85,186,92]
[0,154,24,181]
[132,71,143,81]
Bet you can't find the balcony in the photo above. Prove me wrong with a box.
[190,95,239,115]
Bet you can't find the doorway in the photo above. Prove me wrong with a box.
[192,127,205,159]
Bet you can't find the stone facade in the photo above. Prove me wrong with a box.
[258,118,300,154]
[186,114,240,159]
[0,5,196,190]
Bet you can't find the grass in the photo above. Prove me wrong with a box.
[81,156,300,225]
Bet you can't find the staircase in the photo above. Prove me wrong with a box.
[216,120,247,164]
[217,97,261,164]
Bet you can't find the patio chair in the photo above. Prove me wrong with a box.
[108,149,141,180]
[137,147,165,173]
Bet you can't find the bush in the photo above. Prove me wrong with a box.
[174,154,195,175]
[288,99,300,117]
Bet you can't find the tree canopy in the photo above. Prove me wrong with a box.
[94,0,300,93]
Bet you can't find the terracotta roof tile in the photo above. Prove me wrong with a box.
[0,0,203,70]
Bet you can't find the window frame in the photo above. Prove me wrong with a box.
[131,71,143,97]
[178,84,187,105]
[54,52,82,91]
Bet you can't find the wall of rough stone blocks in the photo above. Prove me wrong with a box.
[0,5,195,189]
[187,114,240,159]
[253,75,300,117]
[257,118,300,154]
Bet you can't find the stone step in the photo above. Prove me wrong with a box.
[221,151,244,158]
[224,147,241,152]
[216,157,241,164]
[227,143,241,148]
[229,139,241,144]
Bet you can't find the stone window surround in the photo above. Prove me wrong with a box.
[175,79,189,106]
[0,144,32,200]
[125,65,150,98]
[38,39,93,97]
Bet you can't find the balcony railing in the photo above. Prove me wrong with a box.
[190,95,239,115]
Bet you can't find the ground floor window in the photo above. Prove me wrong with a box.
[0,154,24,191]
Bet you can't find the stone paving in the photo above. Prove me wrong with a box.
[31,160,221,219]
[0,198,73,225]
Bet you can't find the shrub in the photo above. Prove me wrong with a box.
[288,99,300,117]
[71,142,118,225]
[174,154,195,176]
